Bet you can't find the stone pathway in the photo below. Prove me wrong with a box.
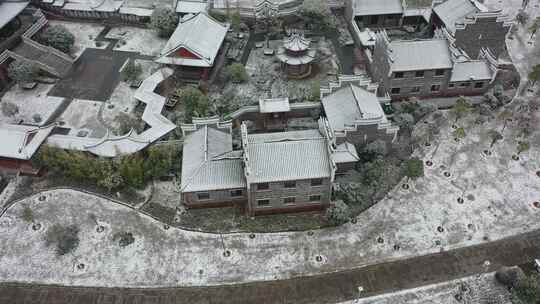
[1,229,539,304]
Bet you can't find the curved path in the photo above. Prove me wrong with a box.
[1,228,540,303]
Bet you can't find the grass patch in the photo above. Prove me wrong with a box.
[142,203,176,225]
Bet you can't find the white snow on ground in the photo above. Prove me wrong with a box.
[57,99,107,138]
[0,84,64,126]
[102,60,161,130]
[47,20,108,58]
[0,106,539,287]
[106,26,167,57]
[342,272,511,304]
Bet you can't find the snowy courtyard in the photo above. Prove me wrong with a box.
[47,20,108,58]
[106,26,168,57]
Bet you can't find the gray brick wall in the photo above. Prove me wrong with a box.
[183,188,247,207]
[248,178,332,212]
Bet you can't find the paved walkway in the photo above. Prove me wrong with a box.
[1,229,540,304]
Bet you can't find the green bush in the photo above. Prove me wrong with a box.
[21,205,34,223]
[150,7,178,38]
[403,158,424,180]
[1,102,19,117]
[325,201,351,226]
[176,86,210,121]
[8,60,38,83]
[39,25,75,53]
[113,232,135,247]
[225,63,248,83]
[45,224,80,256]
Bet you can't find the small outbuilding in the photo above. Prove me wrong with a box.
[276,31,316,79]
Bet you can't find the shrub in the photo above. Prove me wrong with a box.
[122,59,142,82]
[495,266,525,288]
[517,141,530,154]
[21,205,34,223]
[403,158,424,180]
[208,9,228,22]
[114,232,135,247]
[45,224,80,256]
[176,86,209,121]
[512,273,540,303]
[8,60,38,83]
[150,7,178,38]
[325,201,350,225]
[225,63,248,83]
[39,25,75,53]
[310,80,321,102]
[32,113,42,123]
[1,102,19,117]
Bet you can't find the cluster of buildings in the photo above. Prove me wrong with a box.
[180,76,398,215]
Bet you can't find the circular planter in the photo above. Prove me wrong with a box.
[393,244,400,251]
[512,154,519,161]
[483,150,492,156]
[437,226,444,233]
[424,142,431,147]
[401,184,410,190]
[77,263,85,270]
[467,224,474,230]
[451,124,457,129]
[444,172,451,178]
[377,236,384,244]
[249,233,256,239]
[455,294,463,301]
[536,171,540,178]
[32,223,41,231]
[107,104,115,109]
[423,121,429,124]
[38,195,46,202]
[533,202,540,209]
[435,240,441,246]
[454,138,460,142]
[96,225,105,233]
[199,269,204,275]
[457,197,464,204]
[163,224,170,230]
[315,255,323,262]
[307,231,314,236]
[350,218,357,224]
[425,160,433,167]
[223,250,231,257]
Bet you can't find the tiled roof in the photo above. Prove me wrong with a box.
[181,121,245,192]
[0,124,55,160]
[433,0,480,34]
[0,1,29,30]
[450,60,493,82]
[388,39,453,71]
[244,129,332,183]
[176,0,208,14]
[322,84,386,132]
[259,98,290,113]
[156,12,229,67]
[332,142,359,164]
[353,0,403,16]
[283,33,310,52]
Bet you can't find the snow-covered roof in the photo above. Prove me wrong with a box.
[244,129,332,184]
[156,12,229,67]
[388,39,453,72]
[322,84,386,133]
[0,124,55,160]
[180,119,245,192]
[450,60,493,82]
[176,0,207,14]
[0,1,29,30]
[276,48,316,65]
[332,142,359,164]
[283,33,310,52]
[433,0,481,34]
[62,0,125,12]
[259,98,290,113]
[353,0,403,16]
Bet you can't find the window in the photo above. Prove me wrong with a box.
[431,84,441,92]
[257,199,270,207]
[460,82,471,87]
[411,86,421,93]
[309,195,322,202]
[283,197,296,204]
[284,181,296,188]
[393,72,404,79]
[474,82,484,89]
[311,178,323,186]
[391,87,401,94]
[230,189,243,197]
[448,83,455,89]
[435,69,445,76]
[197,192,210,200]
[415,71,424,78]
[257,183,269,191]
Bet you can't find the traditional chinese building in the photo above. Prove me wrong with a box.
[156,12,229,81]
[276,31,316,79]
